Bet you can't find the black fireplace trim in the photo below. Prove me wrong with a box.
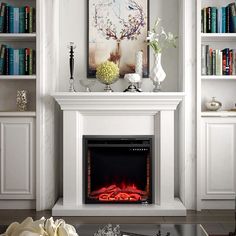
[83,135,154,204]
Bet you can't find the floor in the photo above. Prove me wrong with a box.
[0,210,235,235]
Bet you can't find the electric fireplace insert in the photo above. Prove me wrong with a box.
[83,136,153,204]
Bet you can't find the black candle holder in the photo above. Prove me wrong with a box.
[68,42,76,92]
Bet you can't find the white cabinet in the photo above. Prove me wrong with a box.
[201,118,236,202]
[0,117,35,199]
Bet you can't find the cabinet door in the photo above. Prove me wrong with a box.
[201,118,236,199]
[0,118,35,199]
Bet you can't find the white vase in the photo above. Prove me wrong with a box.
[150,53,166,92]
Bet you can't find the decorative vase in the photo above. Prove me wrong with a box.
[150,53,166,92]
[205,97,222,111]
[124,73,141,92]
[135,50,143,91]
[16,90,28,111]
[96,75,119,92]
[68,42,76,92]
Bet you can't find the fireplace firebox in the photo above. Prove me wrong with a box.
[83,136,153,204]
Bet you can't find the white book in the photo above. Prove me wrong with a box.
[201,44,207,75]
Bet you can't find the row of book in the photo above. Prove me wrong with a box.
[201,45,236,76]
[201,2,236,33]
[0,3,35,33]
[0,44,35,75]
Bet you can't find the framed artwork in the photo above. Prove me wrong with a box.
[87,0,149,78]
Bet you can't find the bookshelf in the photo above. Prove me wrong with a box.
[0,0,36,112]
[197,0,236,211]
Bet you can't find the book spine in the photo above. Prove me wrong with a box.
[8,6,14,33]
[0,44,6,75]
[203,8,207,33]
[218,7,222,33]
[0,3,6,33]
[201,45,207,75]
[222,48,230,75]
[8,48,14,75]
[212,50,216,75]
[222,7,226,33]
[29,7,33,33]
[230,50,233,75]
[211,7,217,33]
[29,48,33,75]
[207,7,212,33]
[229,3,236,33]
[216,50,222,76]
[233,49,236,75]
[19,7,25,33]
[13,49,19,75]
[201,9,204,33]
[5,47,9,75]
[5,5,9,33]
[226,6,230,33]
[13,8,19,33]
[25,6,30,33]
[19,48,25,75]
[25,48,29,75]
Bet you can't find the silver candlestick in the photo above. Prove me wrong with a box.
[68,42,76,92]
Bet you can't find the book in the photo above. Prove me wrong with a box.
[5,46,9,74]
[4,5,9,33]
[8,47,14,75]
[0,3,6,33]
[222,7,226,33]
[25,48,29,75]
[19,48,25,75]
[228,2,236,33]
[226,5,230,33]
[8,5,14,33]
[0,44,6,74]
[19,7,25,33]
[211,7,217,33]
[212,50,216,75]
[13,49,19,75]
[222,48,230,75]
[203,8,207,33]
[13,7,19,33]
[207,7,212,33]
[201,45,207,75]
[29,48,33,75]
[25,6,30,33]
[233,49,236,75]
[218,7,222,33]
[216,50,223,76]
[29,7,33,33]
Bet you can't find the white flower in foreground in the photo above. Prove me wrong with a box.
[0,217,78,236]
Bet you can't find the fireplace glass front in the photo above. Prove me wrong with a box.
[83,136,153,204]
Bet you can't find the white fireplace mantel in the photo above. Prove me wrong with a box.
[52,92,186,216]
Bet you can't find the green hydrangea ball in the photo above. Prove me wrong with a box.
[96,61,119,84]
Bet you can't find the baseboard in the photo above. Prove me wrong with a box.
[0,200,36,209]
[200,199,234,210]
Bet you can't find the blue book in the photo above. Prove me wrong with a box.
[19,7,25,33]
[19,49,24,75]
[8,6,14,33]
[218,7,222,33]
[13,8,19,33]
[222,7,226,33]
[13,49,19,75]
[8,48,14,75]
[211,7,217,33]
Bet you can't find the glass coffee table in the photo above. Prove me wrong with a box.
[76,224,209,236]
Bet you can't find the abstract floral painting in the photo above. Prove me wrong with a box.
[87,0,149,77]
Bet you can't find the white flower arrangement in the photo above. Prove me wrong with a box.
[146,18,177,54]
[0,217,78,236]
